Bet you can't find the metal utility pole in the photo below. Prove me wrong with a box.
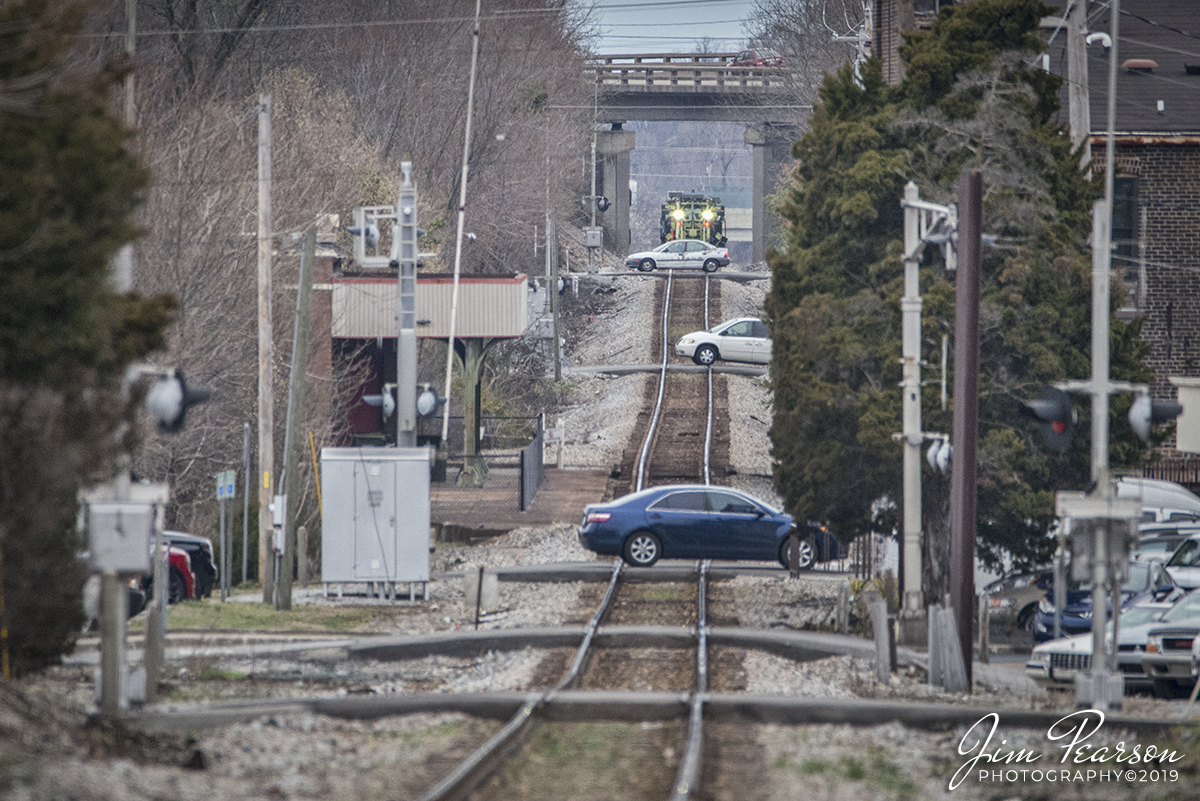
[898,182,956,620]
[900,182,924,613]
[277,229,316,610]
[242,421,250,584]
[549,217,561,381]
[257,94,275,602]
[949,170,982,688]
[1083,0,1121,709]
[396,164,419,447]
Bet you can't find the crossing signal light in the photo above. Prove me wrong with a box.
[1129,392,1182,442]
[144,369,211,434]
[1020,387,1076,451]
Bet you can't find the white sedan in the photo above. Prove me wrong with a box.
[675,317,772,366]
[625,239,731,273]
[1025,602,1171,693]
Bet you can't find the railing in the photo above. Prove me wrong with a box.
[518,414,545,511]
[586,52,792,90]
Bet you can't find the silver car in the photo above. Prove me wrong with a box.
[625,239,731,273]
[1164,533,1200,588]
[675,317,772,366]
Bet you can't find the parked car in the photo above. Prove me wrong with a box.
[163,530,218,597]
[1026,601,1173,692]
[981,569,1053,634]
[1117,477,1200,523]
[675,317,772,366]
[1142,613,1200,697]
[1132,533,1189,562]
[579,484,803,568]
[730,48,786,67]
[625,239,730,273]
[1032,559,1182,642]
[1163,533,1200,589]
[81,575,148,631]
[143,545,197,605]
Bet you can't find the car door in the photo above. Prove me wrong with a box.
[644,490,708,558]
[704,489,779,560]
[663,240,687,267]
[717,320,755,362]
[683,240,706,268]
[745,320,772,364]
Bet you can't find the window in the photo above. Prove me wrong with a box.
[686,241,705,252]
[652,491,708,511]
[667,241,686,253]
[723,321,752,337]
[707,491,759,515]
[1168,540,1200,568]
[1112,176,1137,282]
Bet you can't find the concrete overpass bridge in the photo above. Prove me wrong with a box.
[587,53,812,262]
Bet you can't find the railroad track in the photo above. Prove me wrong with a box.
[419,275,743,800]
[416,560,715,801]
[614,272,730,497]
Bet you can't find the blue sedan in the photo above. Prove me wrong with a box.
[578,484,806,568]
[1032,560,1183,643]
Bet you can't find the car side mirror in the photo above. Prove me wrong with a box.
[1156,584,1176,599]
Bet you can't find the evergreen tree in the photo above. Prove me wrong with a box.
[0,0,174,675]
[766,0,1150,588]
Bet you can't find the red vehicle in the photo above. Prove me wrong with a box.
[730,48,786,68]
[144,545,196,604]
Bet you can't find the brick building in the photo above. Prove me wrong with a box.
[1044,0,1200,484]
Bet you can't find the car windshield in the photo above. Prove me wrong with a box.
[1168,539,1200,567]
[1136,538,1179,553]
[1066,561,1164,594]
[1162,591,1200,622]
[1119,604,1168,628]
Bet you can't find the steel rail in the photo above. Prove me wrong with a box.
[634,269,674,491]
[415,561,625,801]
[670,559,710,800]
[702,276,713,486]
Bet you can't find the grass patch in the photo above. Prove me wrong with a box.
[128,594,391,633]
[775,748,919,800]
[491,722,677,799]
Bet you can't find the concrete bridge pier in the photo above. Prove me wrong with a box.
[746,123,795,264]
[597,125,635,253]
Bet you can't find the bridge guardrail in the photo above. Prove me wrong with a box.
[586,53,791,90]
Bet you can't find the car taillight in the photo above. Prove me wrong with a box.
[584,511,611,525]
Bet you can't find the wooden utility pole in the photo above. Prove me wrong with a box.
[949,170,983,690]
[277,229,316,610]
[257,94,275,601]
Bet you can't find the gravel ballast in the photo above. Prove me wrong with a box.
[6,260,1200,800]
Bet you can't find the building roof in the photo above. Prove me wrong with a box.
[1045,0,1200,136]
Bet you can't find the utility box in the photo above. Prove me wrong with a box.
[320,447,431,598]
[585,227,603,249]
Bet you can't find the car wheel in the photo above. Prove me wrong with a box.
[779,535,814,570]
[623,531,662,567]
[1017,605,1036,635]
[638,258,655,272]
[168,567,188,604]
[702,259,719,273]
[692,344,718,366]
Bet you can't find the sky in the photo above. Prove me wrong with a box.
[591,0,759,55]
